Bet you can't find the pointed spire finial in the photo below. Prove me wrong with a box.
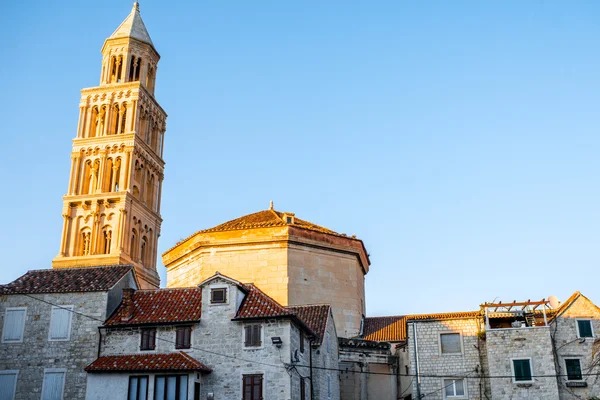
[133,1,140,12]
[269,200,274,210]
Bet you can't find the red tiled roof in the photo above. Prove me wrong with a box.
[0,265,134,294]
[105,288,202,326]
[234,283,291,319]
[85,352,211,373]
[287,305,331,345]
[363,311,480,342]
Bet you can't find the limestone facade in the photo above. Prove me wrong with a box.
[0,267,136,400]
[163,209,370,338]
[52,2,167,289]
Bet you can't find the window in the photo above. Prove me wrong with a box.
[176,326,192,349]
[327,374,331,400]
[128,376,148,400]
[565,359,583,381]
[440,333,462,354]
[2,307,26,343]
[577,320,594,338]
[299,329,305,353]
[210,288,227,304]
[154,375,188,400]
[49,306,73,341]
[443,379,465,398]
[512,358,533,382]
[300,377,306,400]
[41,369,66,400]
[0,371,18,400]
[242,374,263,400]
[140,328,156,351]
[327,333,331,353]
[244,325,262,347]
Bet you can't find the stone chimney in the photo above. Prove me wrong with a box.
[120,288,136,322]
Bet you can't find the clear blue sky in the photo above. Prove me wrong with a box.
[1,0,598,316]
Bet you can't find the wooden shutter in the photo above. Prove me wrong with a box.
[3,309,25,342]
[0,373,17,400]
[49,307,72,340]
[42,372,65,400]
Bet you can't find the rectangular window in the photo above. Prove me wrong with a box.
[244,325,262,347]
[512,359,533,382]
[140,328,156,351]
[300,377,306,400]
[440,333,461,354]
[49,306,73,341]
[242,374,263,400]
[327,334,331,354]
[327,374,331,400]
[41,370,66,400]
[577,320,594,338]
[0,371,18,400]
[300,329,305,353]
[176,326,192,349]
[154,375,188,400]
[128,376,149,400]
[443,379,465,397]
[565,359,582,381]
[210,288,226,304]
[2,308,26,343]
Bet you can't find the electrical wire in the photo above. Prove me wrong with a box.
[20,293,600,380]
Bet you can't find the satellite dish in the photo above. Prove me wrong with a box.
[548,296,560,309]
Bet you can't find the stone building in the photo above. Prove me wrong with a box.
[0,265,137,400]
[85,272,340,400]
[51,2,167,289]
[162,205,370,338]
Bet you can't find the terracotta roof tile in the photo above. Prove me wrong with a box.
[363,311,480,342]
[1,265,133,294]
[106,288,202,326]
[287,305,331,345]
[234,284,291,319]
[85,352,211,373]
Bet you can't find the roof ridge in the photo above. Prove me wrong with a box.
[287,304,331,308]
[135,287,199,292]
[26,264,132,273]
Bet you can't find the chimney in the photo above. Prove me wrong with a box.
[121,288,135,322]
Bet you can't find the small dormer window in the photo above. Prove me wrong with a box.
[211,288,227,304]
[283,213,295,224]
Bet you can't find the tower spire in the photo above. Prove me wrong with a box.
[52,4,167,289]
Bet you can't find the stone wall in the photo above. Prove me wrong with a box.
[486,326,559,400]
[551,295,600,400]
[0,291,109,400]
[311,310,340,400]
[408,318,488,400]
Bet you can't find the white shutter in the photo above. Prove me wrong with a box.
[49,307,73,341]
[42,371,65,400]
[2,308,25,342]
[0,372,18,400]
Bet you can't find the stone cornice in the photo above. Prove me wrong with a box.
[72,133,135,149]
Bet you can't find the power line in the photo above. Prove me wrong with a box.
[20,293,600,380]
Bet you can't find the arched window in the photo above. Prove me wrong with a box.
[145,174,154,207]
[101,227,112,254]
[130,229,138,260]
[140,236,148,265]
[105,158,114,192]
[82,161,92,195]
[90,107,99,138]
[113,158,121,191]
[133,185,140,199]
[110,104,119,135]
[120,105,127,134]
[79,229,91,256]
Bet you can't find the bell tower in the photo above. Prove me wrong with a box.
[52,2,167,289]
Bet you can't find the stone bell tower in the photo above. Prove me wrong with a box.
[52,2,167,289]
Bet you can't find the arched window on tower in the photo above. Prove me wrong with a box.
[113,158,121,191]
[130,229,138,261]
[101,227,112,254]
[90,107,99,138]
[110,56,118,83]
[79,229,92,256]
[146,174,154,208]
[110,104,119,135]
[82,161,92,195]
[140,236,148,265]
[119,105,127,134]
[104,158,114,192]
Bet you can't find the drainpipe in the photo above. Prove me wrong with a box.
[97,326,102,358]
[412,323,421,399]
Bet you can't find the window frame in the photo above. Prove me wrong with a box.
[564,358,583,381]
[48,305,74,342]
[243,324,263,349]
[2,307,27,344]
[128,375,149,400]
[442,378,467,398]
[299,329,305,353]
[241,373,263,400]
[210,287,228,305]
[511,357,534,383]
[140,328,157,351]
[439,332,463,355]
[576,319,594,338]
[327,374,331,400]
[41,368,66,400]
[0,370,19,400]
[300,377,306,400]
[175,326,192,350]
[153,374,188,400]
